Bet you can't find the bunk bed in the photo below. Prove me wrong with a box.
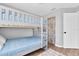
[0,5,48,56]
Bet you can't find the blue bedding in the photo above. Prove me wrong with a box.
[0,36,41,56]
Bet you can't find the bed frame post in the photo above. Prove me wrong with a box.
[41,17,43,48]
[44,17,48,50]
[41,17,48,50]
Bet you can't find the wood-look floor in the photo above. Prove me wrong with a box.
[24,43,79,56]
[50,44,79,56]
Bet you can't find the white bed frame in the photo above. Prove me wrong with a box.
[0,4,48,56]
[17,17,48,56]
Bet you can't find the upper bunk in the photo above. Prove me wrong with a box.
[0,5,42,28]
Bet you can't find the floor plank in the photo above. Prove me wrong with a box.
[24,43,79,56]
[24,48,45,56]
[50,44,79,56]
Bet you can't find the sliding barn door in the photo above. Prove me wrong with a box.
[63,13,79,48]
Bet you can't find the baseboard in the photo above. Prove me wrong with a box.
[55,44,63,47]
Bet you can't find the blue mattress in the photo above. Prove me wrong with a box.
[0,36,41,56]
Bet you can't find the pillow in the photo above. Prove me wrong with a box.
[0,35,7,50]
[0,42,4,50]
[0,35,6,43]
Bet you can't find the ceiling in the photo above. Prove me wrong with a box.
[2,3,79,16]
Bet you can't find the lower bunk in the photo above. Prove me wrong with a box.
[0,36,43,56]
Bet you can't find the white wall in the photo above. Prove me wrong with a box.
[46,7,78,47]
[55,9,63,47]
[0,28,33,39]
[55,8,76,47]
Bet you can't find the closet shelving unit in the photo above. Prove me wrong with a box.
[0,5,48,56]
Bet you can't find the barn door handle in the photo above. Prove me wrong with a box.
[64,32,66,34]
